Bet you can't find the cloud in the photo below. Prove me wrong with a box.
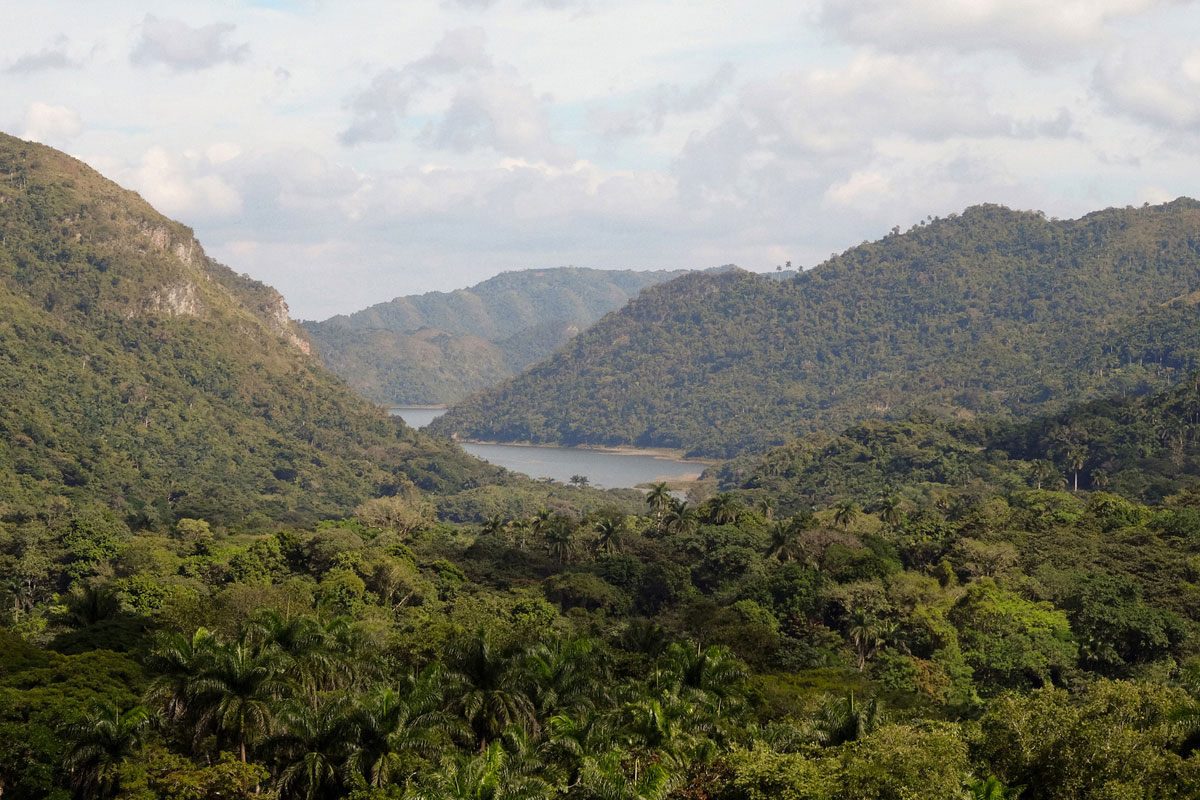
[819,0,1165,66]
[590,62,736,139]
[340,27,570,162]
[131,15,249,72]
[419,69,571,163]
[6,37,84,74]
[128,146,242,222]
[1094,44,1200,132]
[21,102,83,146]
[340,27,492,145]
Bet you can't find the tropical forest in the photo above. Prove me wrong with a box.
[7,127,1200,800]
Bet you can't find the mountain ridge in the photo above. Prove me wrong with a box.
[432,199,1200,458]
[0,132,509,527]
[303,266,695,405]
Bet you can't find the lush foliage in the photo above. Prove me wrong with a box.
[0,133,628,529]
[304,267,692,406]
[434,200,1200,457]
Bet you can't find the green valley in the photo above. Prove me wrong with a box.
[304,266,692,406]
[6,134,1200,800]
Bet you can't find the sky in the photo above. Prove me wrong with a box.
[3,0,1199,320]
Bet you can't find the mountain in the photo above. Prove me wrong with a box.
[303,266,693,405]
[431,200,1200,458]
[720,369,1200,513]
[0,133,508,527]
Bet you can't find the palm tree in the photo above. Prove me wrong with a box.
[832,500,860,529]
[661,499,697,536]
[847,612,892,671]
[876,495,902,527]
[577,749,672,800]
[593,517,625,554]
[544,521,579,565]
[447,629,539,750]
[407,741,551,800]
[144,627,219,730]
[270,699,355,800]
[645,483,671,525]
[703,493,741,525]
[655,643,748,715]
[345,682,456,788]
[62,702,154,799]
[756,496,776,521]
[245,612,339,700]
[519,637,609,719]
[195,640,290,762]
[961,775,1021,800]
[810,691,886,747]
[1030,459,1060,490]
[766,521,801,562]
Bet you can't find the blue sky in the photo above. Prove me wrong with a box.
[3,0,1199,319]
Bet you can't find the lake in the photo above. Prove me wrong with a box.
[390,407,705,489]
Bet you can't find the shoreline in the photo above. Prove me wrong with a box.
[456,437,717,466]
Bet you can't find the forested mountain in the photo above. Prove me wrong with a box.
[304,266,692,405]
[8,134,1200,799]
[720,369,1200,511]
[0,133,527,527]
[432,200,1200,458]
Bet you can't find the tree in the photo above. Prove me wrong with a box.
[876,495,901,527]
[62,702,153,800]
[809,691,885,746]
[345,680,454,788]
[593,517,625,554]
[704,493,742,525]
[661,499,698,536]
[446,630,538,750]
[194,640,289,763]
[645,483,671,527]
[833,500,860,530]
[270,699,354,800]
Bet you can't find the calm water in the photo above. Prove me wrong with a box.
[390,407,704,488]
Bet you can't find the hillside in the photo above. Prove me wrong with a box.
[304,266,692,405]
[432,201,1200,458]
[0,133,515,527]
[720,369,1200,511]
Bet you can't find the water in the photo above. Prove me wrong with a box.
[390,407,704,489]
[390,406,446,429]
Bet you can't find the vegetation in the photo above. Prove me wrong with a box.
[8,134,1200,798]
[0,132,641,530]
[304,267,692,406]
[434,200,1200,457]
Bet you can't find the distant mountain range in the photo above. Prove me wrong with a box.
[303,267,696,405]
[431,200,1200,458]
[0,133,505,526]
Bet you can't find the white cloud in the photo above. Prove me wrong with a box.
[21,102,82,146]
[131,15,249,72]
[128,146,242,222]
[1094,44,1200,132]
[819,0,1167,66]
[420,69,571,163]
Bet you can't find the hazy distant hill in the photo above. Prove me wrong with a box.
[304,266,693,405]
[432,200,1200,458]
[0,133,504,526]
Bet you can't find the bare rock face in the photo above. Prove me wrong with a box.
[263,294,313,355]
[148,281,204,317]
